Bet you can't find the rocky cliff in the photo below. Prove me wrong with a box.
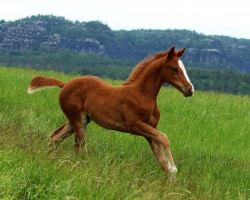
[0,19,105,55]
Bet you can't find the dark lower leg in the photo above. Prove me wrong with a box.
[74,127,86,153]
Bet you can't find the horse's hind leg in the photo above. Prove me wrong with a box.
[48,121,74,147]
[69,112,88,154]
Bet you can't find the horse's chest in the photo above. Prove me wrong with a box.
[135,103,155,121]
[134,100,160,127]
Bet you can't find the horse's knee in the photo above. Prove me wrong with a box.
[156,133,170,147]
[165,138,170,148]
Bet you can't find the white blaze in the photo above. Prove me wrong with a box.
[178,60,194,93]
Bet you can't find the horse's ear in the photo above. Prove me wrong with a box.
[177,48,186,57]
[167,46,176,59]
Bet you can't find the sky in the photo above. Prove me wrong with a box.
[1,0,250,39]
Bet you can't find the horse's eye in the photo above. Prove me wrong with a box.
[171,67,178,72]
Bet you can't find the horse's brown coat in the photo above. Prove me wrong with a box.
[28,47,193,174]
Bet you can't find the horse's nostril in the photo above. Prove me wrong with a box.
[188,88,193,96]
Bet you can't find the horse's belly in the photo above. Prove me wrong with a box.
[85,100,128,133]
[89,112,128,133]
[83,84,129,132]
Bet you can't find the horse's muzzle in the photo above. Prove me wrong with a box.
[184,88,193,97]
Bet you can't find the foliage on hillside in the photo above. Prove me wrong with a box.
[1,50,250,95]
[189,68,250,95]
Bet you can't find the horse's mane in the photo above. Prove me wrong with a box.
[123,52,167,85]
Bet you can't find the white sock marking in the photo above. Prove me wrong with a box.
[166,157,177,173]
[167,157,172,170]
[178,60,194,93]
[170,166,177,173]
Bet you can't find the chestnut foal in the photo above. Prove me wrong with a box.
[28,47,194,174]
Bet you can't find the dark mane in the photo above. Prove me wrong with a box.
[123,52,167,85]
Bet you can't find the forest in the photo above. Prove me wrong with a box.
[1,50,250,95]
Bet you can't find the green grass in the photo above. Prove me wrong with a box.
[0,66,249,199]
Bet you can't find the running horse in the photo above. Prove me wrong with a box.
[28,47,194,175]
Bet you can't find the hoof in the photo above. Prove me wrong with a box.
[48,139,60,147]
[48,140,53,147]
[74,145,87,155]
[169,166,177,182]
[169,166,178,173]
[164,167,178,181]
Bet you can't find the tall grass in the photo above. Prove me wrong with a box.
[0,66,249,199]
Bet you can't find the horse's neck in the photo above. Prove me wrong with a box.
[133,59,165,100]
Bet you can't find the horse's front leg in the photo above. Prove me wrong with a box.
[146,138,169,171]
[131,121,177,174]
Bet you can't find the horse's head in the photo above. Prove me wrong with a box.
[162,46,194,97]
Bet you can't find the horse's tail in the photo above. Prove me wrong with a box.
[27,76,66,94]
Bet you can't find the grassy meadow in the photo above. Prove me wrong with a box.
[0,66,249,199]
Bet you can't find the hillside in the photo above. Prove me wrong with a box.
[0,67,249,199]
[1,15,250,72]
